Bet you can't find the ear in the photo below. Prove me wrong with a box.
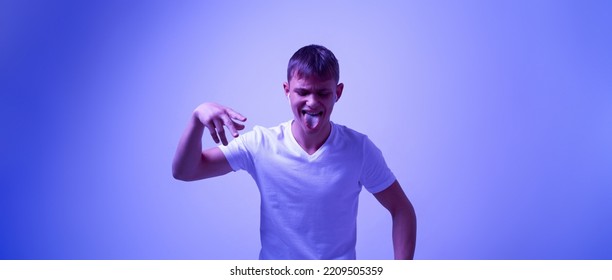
[335,83,344,102]
[283,82,290,98]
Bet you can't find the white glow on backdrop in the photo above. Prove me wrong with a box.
[1,1,611,259]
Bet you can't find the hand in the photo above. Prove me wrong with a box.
[194,102,247,145]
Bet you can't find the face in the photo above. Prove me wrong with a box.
[283,74,344,137]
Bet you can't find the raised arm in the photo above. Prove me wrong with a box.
[373,180,417,259]
[172,102,247,181]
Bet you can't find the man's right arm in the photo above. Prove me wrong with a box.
[172,102,247,181]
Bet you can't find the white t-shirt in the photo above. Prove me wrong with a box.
[219,120,396,259]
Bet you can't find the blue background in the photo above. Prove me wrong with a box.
[1,0,611,259]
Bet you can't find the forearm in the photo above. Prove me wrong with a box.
[391,202,417,260]
[172,113,205,180]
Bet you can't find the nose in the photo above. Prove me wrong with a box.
[305,93,319,106]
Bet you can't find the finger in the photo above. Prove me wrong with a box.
[220,114,239,138]
[205,121,220,144]
[233,121,246,131]
[213,118,228,146]
[226,108,247,122]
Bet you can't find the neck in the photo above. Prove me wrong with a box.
[291,120,332,155]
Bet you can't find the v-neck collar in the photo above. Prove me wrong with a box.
[286,120,335,159]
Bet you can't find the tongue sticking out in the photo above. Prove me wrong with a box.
[304,113,321,129]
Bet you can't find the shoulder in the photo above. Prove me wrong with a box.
[251,120,290,139]
[237,120,291,147]
[331,122,370,144]
[331,123,385,158]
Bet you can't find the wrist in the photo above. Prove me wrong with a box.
[190,110,205,130]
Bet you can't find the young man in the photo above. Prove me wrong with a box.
[172,45,416,260]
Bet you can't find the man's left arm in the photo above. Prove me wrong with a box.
[373,180,417,260]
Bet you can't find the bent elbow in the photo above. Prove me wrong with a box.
[172,171,186,181]
[172,170,185,181]
[173,171,197,182]
[172,164,193,181]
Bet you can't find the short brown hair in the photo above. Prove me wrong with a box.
[287,45,340,83]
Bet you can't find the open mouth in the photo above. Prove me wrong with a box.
[301,110,323,129]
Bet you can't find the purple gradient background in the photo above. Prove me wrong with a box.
[1,1,611,259]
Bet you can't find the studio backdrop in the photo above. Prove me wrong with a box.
[1,0,611,259]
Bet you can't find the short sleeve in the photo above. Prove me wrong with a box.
[359,137,396,194]
[218,129,256,173]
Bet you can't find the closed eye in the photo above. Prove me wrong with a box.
[295,89,309,96]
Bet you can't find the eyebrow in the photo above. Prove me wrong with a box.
[294,88,331,94]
